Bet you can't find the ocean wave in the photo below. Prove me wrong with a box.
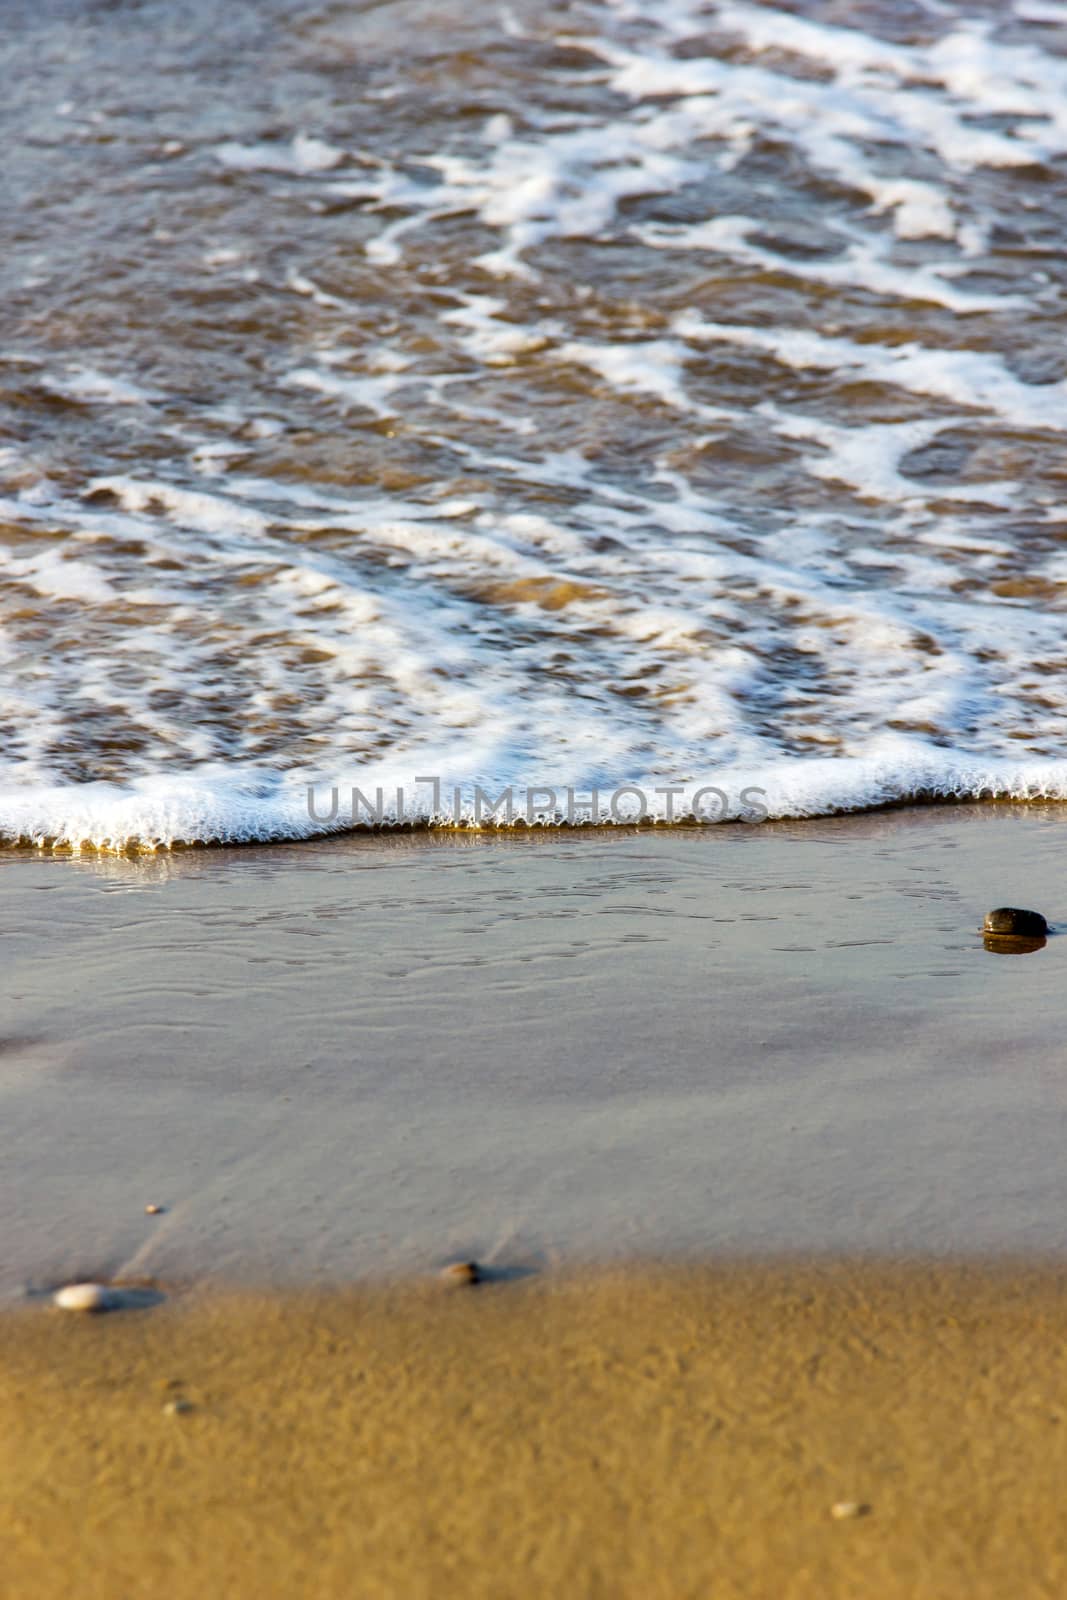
[3,0,1066,849]
[5,747,1067,850]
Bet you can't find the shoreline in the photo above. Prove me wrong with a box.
[0,785,1065,855]
[6,761,1067,853]
[5,1259,1067,1598]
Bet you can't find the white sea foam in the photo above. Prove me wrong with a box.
[637,215,1017,312]
[762,411,1016,508]
[214,133,346,174]
[441,294,551,364]
[1015,0,1067,19]
[4,435,1067,848]
[557,338,732,418]
[39,367,157,405]
[7,750,1067,850]
[673,314,1067,433]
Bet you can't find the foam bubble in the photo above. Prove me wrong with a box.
[215,133,346,174]
[40,367,156,405]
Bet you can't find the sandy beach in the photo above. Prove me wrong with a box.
[3,810,1067,1593]
[4,1261,1067,1599]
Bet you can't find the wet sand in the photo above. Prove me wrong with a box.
[4,807,1067,1296]
[4,809,1067,1593]
[4,1262,1067,1599]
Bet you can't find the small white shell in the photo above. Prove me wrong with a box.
[830,1501,867,1521]
[54,1282,120,1313]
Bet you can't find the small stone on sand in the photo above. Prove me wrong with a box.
[163,1398,193,1416]
[53,1283,120,1313]
[830,1501,869,1520]
[145,1204,164,1215]
[441,1261,482,1286]
[982,907,1047,938]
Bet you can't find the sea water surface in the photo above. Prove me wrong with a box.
[4,0,1067,846]
[5,808,1067,1293]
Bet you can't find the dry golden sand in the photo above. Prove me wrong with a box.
[3,1263,1067,1600]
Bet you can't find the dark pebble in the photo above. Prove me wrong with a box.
[982,907,1048,938]
[983,935,1046,956]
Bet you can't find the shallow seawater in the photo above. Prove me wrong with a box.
[3,806,1067,1292]
[4,0,1067,846]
